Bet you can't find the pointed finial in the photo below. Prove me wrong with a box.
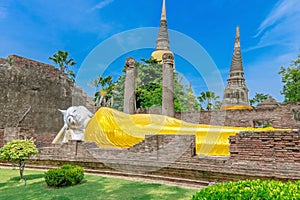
[236,26,240,38]
[230,26,243,72]
[161,0,166,20]
[235,26,240,48]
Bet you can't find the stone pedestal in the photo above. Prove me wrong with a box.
[123,58,136,114]
[162,53,174,117]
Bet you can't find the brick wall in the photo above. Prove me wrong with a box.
[35,135,195,172]
[72,86,97,113]
[0,58,6,65]
[229,130,300,163]
[0,55,95,147]
[0,127,35,148]
[175,102,300,129]
[28,132,300,183]
[137,102,300,129]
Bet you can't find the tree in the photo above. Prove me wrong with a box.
[136,82,162,108]
[0,139,38,180]
[91,75,116,108]
[140,57,160,64]
[49,50,76,83]
[250,93,272,107]
[186,83,200,111]
[134,59,163,109]
[278,54,300,102]
[197,91,220,110]
[96,56,205,112]
[97,57,200,112]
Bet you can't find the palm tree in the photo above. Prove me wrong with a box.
[197,91,220,110]
[92,75,115,108]
[49,50,76,82]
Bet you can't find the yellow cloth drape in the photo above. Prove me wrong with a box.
[84,107,282,156]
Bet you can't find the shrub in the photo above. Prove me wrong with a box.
[44,165,84,187]
[192,179,300,200]
[0,139,38,180]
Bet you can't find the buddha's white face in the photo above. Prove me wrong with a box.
[58,106,93,141]
[61,107,81,129]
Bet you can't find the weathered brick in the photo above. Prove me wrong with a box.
[0,55,96,147]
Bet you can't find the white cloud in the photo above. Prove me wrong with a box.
[89,0,114,12]
[244,0,300,102]
[255,0,297,37]
[252,0,300,50]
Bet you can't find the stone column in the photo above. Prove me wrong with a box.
[123,57,136,114]
[162,53,174,117]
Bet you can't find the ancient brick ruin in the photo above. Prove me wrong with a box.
[230,130,300,163]
[176,101,300,129]
[137,101,300,129]
[0,55,95,147]
[26,130,300,186]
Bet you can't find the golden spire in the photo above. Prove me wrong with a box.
[151,0,173,61]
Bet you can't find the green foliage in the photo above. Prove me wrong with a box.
[0,139,38,180]
[112,73,126,110]
[6,57,14,66]
[141,57,161,64]
[49,50,76,83]
[0,139,38,161]
[136,82,162,108]
[213,100,222,110]
[108,58,202,112]
[136,60,162,85]
[250,93,272,107]
[91,75,115,107]
[278,54,300,102]
[192,179,300,200]
[44,165,84,187]
[174,77,201,112]
[197,91,220,110]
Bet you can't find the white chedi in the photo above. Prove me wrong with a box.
[52,106,93,144]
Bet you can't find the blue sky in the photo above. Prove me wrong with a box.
[0,0,299,102]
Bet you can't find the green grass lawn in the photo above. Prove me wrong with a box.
[0,168,198,200]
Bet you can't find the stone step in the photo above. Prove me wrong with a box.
[84,168,209,189]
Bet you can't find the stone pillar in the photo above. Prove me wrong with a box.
[162,53,174,117]
[123,57,136,114]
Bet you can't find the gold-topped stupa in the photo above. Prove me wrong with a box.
[151,0,174,62]
[221,26,252,110]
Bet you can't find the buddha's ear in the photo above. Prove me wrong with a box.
[58,109,67,116]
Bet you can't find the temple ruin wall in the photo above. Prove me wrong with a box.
[0,55,95,147]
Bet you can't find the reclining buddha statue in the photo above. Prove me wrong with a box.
[53,106,280,156]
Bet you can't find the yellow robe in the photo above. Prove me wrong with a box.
[84,107,282,156]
